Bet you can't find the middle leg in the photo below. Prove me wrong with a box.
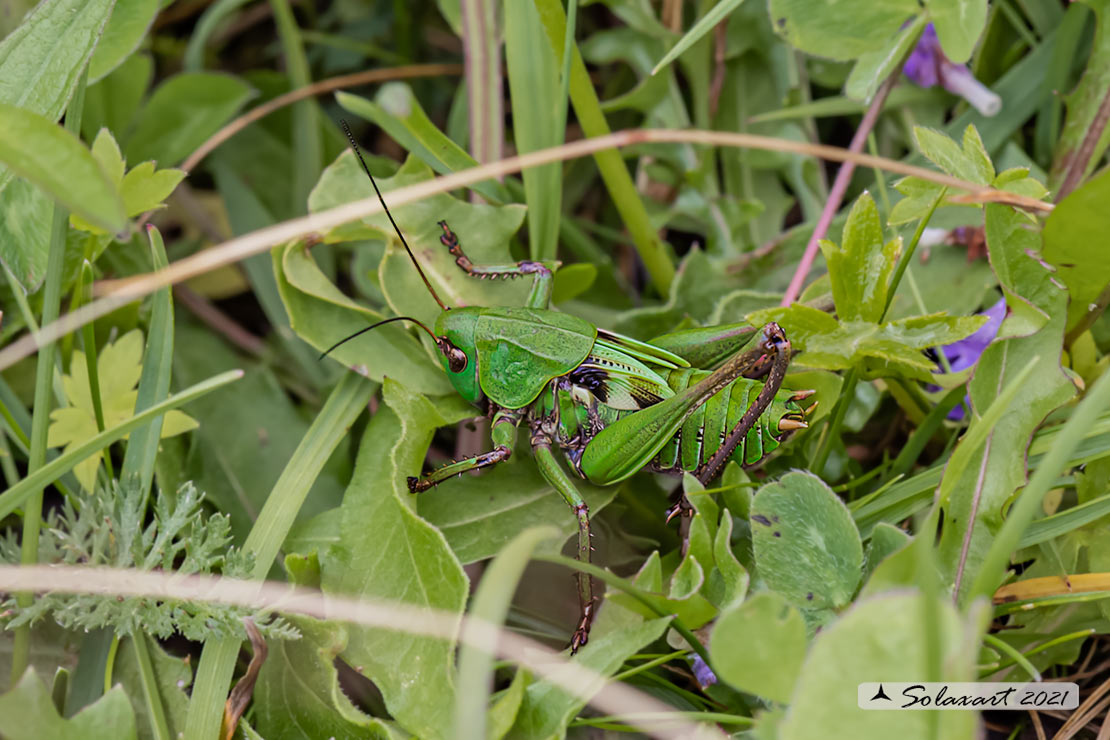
[531,426,595,654]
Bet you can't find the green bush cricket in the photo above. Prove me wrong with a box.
[328,122,815,652]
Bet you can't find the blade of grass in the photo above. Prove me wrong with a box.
[131,633,172,740]
[10,68,88,684]
[74,262,113,480]
[968,364,1110,604]
[336,88,512,205]
[119,226,174,497]
[268,0,320,215]
[1019,491,1110,548]
[460,0,502,167]
[651,0,745,76]
[534,0,675,294]
[0,370,243,523]
[505,0,561,260]
[182,0,252,71]
[183,371,375,740]
[455,526,561,740]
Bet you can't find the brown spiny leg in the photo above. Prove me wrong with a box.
[437,221,557,308]
[697,323,793,486]
[531,426,595,654]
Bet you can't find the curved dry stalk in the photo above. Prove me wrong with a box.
[180,63,463,173]
[0,127,1048,372]
[0,564,705,739]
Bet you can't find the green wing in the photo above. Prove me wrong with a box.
[570,342,675,410]
[595,328,690,369]
[475,307,596,408]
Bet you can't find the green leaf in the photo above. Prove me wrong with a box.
[779,593,978,739]
[73,131,184,232]
[1049,0,1110,191]
[751,471,863,609]
[0,669,137,740]
[118,226,175,500]
[0,0,116,194]
[185,371,373,740]
[0,370,242,523]
[274,239,452,395]
[81,51,152,143]
[936,204,1076,602]
[769,0,920,61]
[652,0,746,75]
[505,0,562,260]
[124,72,254,166]
[983,202,1053,336]
[48,330,197,491]
[309,152,528,328]
[706,510,749,610]
[113,636,191,740]
[820,193,902,322]
[749,305,987,381]
[487,669,528,740]
[925,0,988,64]
[606,551,719,629]
[336,87,511,204]
[455,526,560,739]
[710,592,806,704]
[255,619,399,740]
[0,103,126,233]
[913,125,993,185]
[1042,168,1110,331]
[508,615,671,738]
[87,0,159,83]
[321,380,471,740]
[418,453,615,564]
[846,15,927,102]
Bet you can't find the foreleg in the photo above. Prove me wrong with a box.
[438,221,557,308]
[407,409,519,493]
[531,430,594,654]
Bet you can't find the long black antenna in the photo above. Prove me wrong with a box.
[340,119,449,312]
[320,316,441,359]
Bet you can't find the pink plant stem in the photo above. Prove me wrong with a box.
[780,71,903,306]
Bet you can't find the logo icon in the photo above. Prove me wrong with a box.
[870,684,892,702]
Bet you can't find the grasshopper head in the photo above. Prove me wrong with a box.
[434,307,484,405]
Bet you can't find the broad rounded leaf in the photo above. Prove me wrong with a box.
[769,0,920,60]
[925,0,988,64]
[125,72,254,166]
[779,592,977,740]
[751,471,863,609]
[0,103,125,232]
[1042,168,1110,331]
[711,592,806,704]
[87,0,159,83]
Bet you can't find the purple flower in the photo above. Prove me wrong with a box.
[938,298,1007,420]
[690,653,718,688]
[904,24,1001,117]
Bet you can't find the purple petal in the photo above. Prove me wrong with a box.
[904,24,941,88]
[691,654,718,687]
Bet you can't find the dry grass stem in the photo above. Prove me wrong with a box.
[0,564,705,739]
[0,128,1046,372]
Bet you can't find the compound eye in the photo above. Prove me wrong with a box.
[447,347,468,373]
